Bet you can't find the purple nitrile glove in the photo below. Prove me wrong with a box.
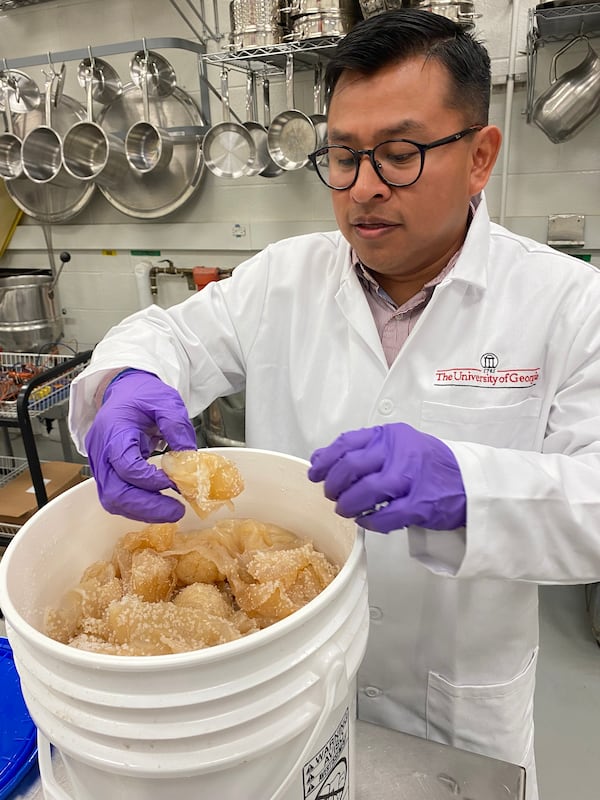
[85,369,197,523]
[308,423,466,533]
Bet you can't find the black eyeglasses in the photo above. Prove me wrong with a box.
[307,126,483,191]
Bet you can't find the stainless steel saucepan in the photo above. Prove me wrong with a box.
[62,52,128,186]
[125,50,174,174]
[267,53,316,170]
[203,68,257,179]
[21,70,79,188]
[0,71,23,179]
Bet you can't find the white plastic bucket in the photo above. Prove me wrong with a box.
[0,448,368,800]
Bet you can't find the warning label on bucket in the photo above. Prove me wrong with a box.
[302,707,350,800]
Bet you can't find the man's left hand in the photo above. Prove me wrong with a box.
[308,423,466,532]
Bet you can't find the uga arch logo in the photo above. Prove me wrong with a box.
[435,353,540,388]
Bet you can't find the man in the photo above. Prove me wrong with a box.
[69,11,600,799]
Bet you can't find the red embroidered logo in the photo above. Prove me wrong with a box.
[435,353,540,388]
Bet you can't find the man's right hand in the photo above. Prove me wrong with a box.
[85,369,198,523]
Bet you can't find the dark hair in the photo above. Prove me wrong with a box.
[325,10,491,125]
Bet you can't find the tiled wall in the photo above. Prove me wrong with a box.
[1,0,599,351]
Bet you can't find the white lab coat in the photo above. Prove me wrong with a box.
[70,194,600,799]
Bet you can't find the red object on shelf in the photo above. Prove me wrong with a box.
[192,267,221,291]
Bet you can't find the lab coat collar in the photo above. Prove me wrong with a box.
[446,191,491,292]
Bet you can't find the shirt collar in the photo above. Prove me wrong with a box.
[353,200,477,311]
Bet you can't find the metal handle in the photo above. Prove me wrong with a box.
[0,75,13,135]
[285,52,294,110]
[313,62,322,115]
[263,75,272,127]
[84,68,94,122]
[550,35,589,84]
[220,67,230,122]
[245,69,253,121]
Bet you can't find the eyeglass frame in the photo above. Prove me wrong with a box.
[307,125,484,190]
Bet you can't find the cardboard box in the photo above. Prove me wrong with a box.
[0,461,85,526]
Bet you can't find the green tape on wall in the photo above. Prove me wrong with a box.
[130,250,161,257]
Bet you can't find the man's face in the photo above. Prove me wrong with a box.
[327,57,488,283]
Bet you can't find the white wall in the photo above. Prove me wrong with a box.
[1,0,599,351]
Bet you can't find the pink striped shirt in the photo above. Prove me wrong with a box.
[354,208,474,367]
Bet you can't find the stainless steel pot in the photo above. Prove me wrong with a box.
[288,9,357,37]
[407,0,477,28]
[21,75,80,189]
[230,27,284,48]
[284,0,359,16]
[0,273,63,352]
[125,55,174,174]
[0,72,23,180]
[62,60,128,186]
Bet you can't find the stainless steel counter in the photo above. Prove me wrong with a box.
[355,720,525,799]
[8,720,525,799]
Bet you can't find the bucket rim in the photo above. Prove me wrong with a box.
[0,447,363,669]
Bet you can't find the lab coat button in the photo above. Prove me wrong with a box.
[364,686,382,698]
[378,399,394,415]
[369,605,383,621]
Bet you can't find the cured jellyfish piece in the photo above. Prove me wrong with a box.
[78,577,123,619]
[80,560,117,584]
[235,581,300,627]
[44,572,123,644]
[106,595,244,654]
[173,548,227,586]
[130,549,176,602]
[44,590,85,644]
[162,450,244,518]
[214,519,302,556]
[112,523,178,584]
[174,582,235,619]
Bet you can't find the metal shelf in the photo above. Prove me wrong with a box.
[203,36,342,74]
[533,3,600,43]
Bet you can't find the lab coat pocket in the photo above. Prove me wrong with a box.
[420,397,543,449]
[426,648,538,766]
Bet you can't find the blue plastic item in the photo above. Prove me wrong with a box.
[0,637,37,800]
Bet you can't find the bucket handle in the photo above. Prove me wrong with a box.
[37,730,74,800]
[270,642,346,800]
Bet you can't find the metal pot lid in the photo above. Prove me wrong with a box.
[0,69,41,113]
[6,94,95,223]
[130,50,177,99]
[96,82,206,219]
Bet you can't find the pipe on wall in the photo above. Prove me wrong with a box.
[134,261,155,309]
[499,0,521,226]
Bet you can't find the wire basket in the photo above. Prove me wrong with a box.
[0,352,85,420]
[0,456,29,542]
[0,455,29,489]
